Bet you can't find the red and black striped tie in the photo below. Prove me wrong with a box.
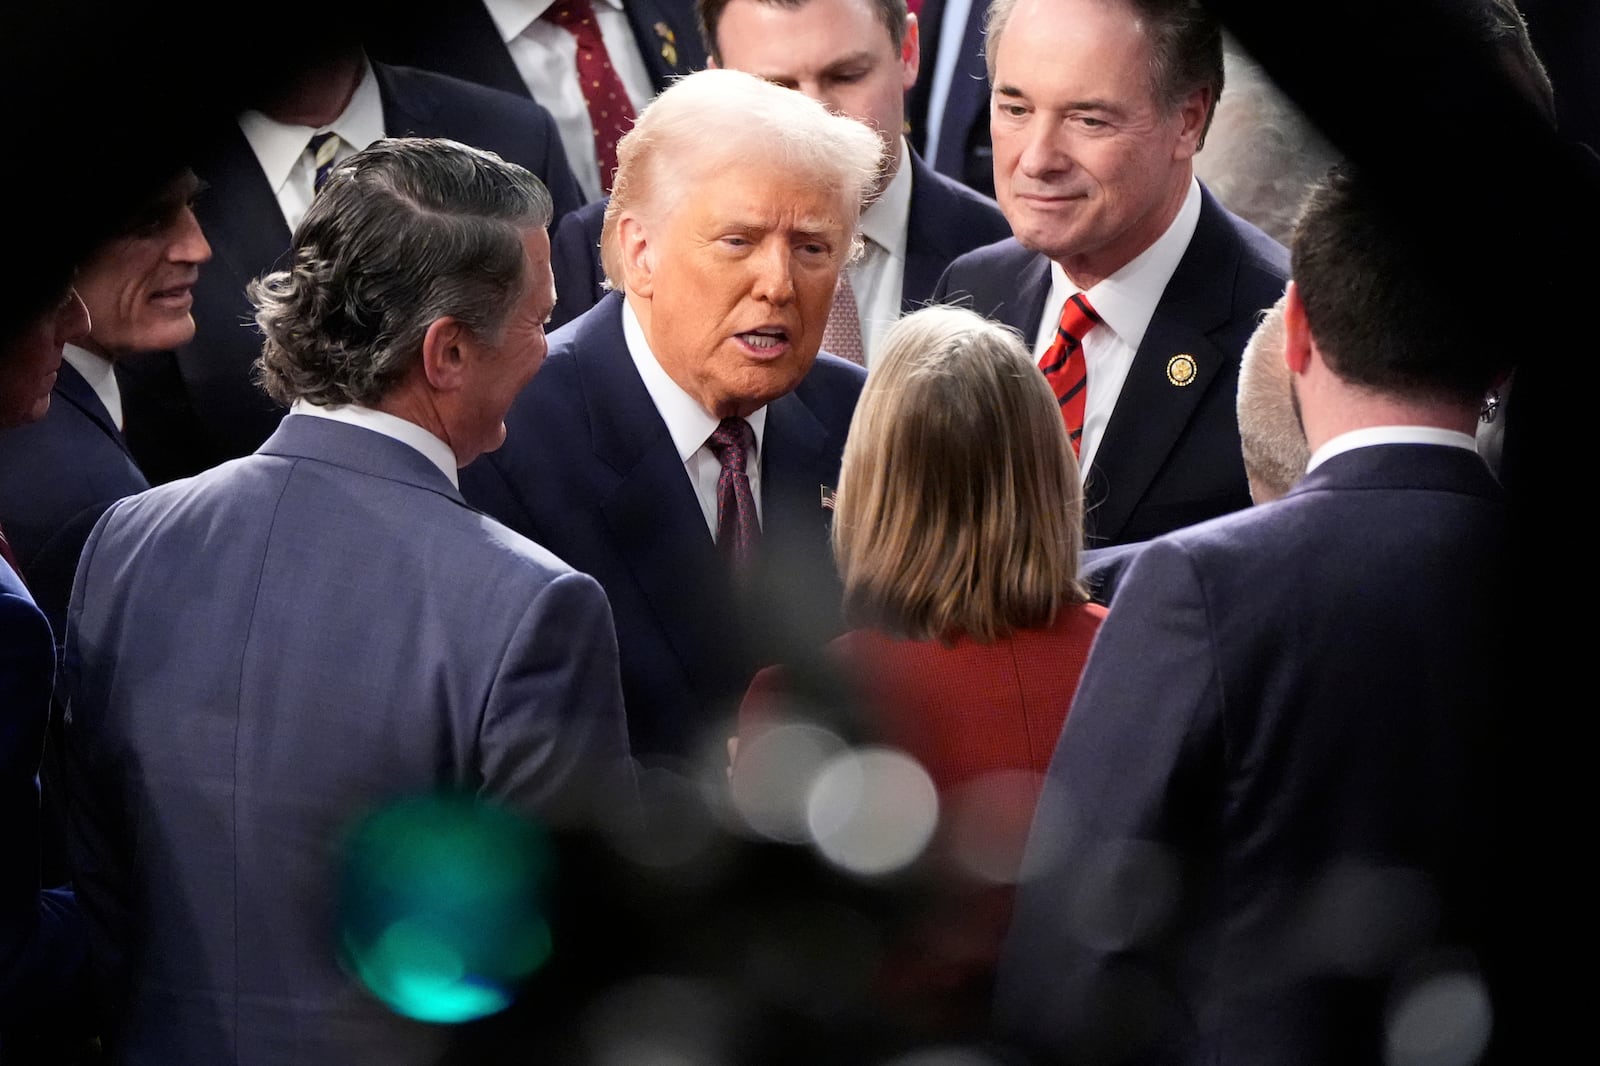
[1039,293,1102,455]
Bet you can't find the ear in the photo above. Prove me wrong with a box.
[420,316,473,392]
[1174,85,1213,160]
[617,214,658,298]
[901,16,921,93]
[1282,282,1313,376]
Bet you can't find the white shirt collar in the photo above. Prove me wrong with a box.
[237,56,385,199]
[484,0,627,41]
[289,398,461,487]
[1050,176,1203,354]
[859,138,913,263]
[61,343,122,431]
[1307,425,1482,473]
[621,297,768,462]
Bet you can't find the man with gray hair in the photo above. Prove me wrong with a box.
[462,68,881,763]
[933,0,1289,549]
[62,137,629,1065]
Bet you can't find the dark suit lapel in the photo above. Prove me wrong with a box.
[1083,191,1244,544]
[625,0,699,88]
[191,123,293,286]
[903,153,951,311]
[375,62,437,135]
[56,361,135,462]
[576,299,738,699]
[990,251,1052,337]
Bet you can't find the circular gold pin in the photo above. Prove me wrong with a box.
[1166,354,1197,386]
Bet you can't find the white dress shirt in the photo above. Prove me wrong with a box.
[238,58,385,233]
[849,138,914,366]
[484,0,656,203]
[622,298,768,537]
[1307,425,1481,474]
[289,399,462,487]
[62,343,122,431]
[1032,177,1203,481]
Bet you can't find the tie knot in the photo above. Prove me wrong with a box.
[1055,292,1103,343]
[707,417,755,474]
[542,0,597,28]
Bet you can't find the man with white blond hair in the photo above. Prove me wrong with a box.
[463,68,882,763]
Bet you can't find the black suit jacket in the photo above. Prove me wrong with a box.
[0,361,149,638]
[995,444,1507,1065]
[906,0,994,198]
[371,0,704,101]
[548,150,1012,329]
[460,292,866,760]
[933,184,1288,547]
[120,60,585,483]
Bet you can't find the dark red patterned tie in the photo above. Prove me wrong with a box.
[706,418,760,572]
[1038,293,1102,455]
[542,0,638,194]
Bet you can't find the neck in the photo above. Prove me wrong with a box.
[1300,384,1480,454]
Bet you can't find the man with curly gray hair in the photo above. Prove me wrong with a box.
[61,137,630,1066]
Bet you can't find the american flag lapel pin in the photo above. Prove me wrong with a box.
[821,485,837,511]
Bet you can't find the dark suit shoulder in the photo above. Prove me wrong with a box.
[374,61,585,220]
[912,163,1010,237]
[549,198,609,329]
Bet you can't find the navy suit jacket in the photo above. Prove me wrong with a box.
[119,60,584,484]
[995,444,1507,1065]
[371,0,704,101]
[548,149,1012,330]
[0,361,149,638]
[933,184,1288,548]
[63,414,630,1065]
[0,563,84,1023]
[907,0,994,198]
[460,292,867,760]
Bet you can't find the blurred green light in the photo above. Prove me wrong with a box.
[337,794,554,1023]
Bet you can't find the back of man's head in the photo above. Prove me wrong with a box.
[1291,163,1509,407]
[1236,295,1308,503]
[250,137,553,409]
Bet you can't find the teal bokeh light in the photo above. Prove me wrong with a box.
[337,793,554,1023]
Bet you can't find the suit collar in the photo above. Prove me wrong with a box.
[1293,441,1502,499]
[53,359,143,466]
[257,413,468,507]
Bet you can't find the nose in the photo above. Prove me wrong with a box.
[168,206,213,265]
[56,288,91,345]
[751,242,795,306]
[1018,117,1071,180]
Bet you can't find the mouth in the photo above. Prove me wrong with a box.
[151,279,197,309]
[733,326,793,360]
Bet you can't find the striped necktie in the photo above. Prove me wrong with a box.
[1039,293,1102,455]
[307,131,341,192]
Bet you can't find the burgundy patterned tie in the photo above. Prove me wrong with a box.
[706,417,760,572]
[1039,293,1102,455]
[821,274,866,366]
[542,0,638,194]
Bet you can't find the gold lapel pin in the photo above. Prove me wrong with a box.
[655,23,678,68]
[1166,353,1197,387]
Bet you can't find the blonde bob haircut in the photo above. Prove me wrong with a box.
[832,305,1089,644]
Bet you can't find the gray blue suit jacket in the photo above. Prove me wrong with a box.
[63,414,629,1065]
[460,292,866,761]
[994,443,1507,1065]
[933,184,1289,548]
[0,360,149,638]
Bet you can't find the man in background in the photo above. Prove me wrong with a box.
[934,0,1288,548]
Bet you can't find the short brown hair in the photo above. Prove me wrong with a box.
[832,305,1088,643]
